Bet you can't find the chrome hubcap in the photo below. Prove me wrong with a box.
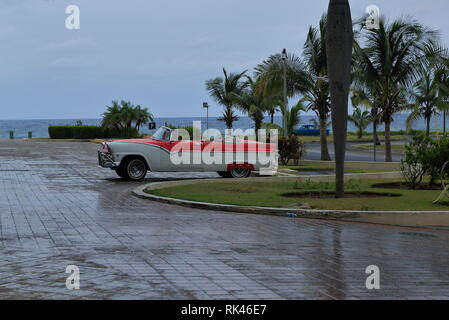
[128,160,146,179]
[231,168,249,178]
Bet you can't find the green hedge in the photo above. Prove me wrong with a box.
[104,127,139,139]
[48,126,77,139]
[48,126,139,139]
[73,126,104,139]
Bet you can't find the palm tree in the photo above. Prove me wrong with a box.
[284,101,304,136]
[234,77,274,139]
[438,58,449,98]
[254,52,308,133]
[255,53,307,98]
[354,17,439,162]
[205,69,248,129]
[217,108,239,130]
[351,86,382,145]
[407,67,443,135]
[266,105,279,124]
[301,15,332,161]
[434,56,449,133]
[102,100,153,136]
[255,44,334,160]
[349,107,372,139]
[309,117,331,129]
[102,100,123,130]
[326,0,353,198]
[134,105,154,131]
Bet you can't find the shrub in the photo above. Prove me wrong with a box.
[400,162,425,190]
[49,125,105,139]
[401,134,429,189]
[278,134,305,165]
[402,134,449,188]
[103,127,140,139]
[408,129,425,136]
[73,126,104,139]
[48,126,76,139]
[425,138,449,186]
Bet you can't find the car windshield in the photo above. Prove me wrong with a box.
[151,127,171,141]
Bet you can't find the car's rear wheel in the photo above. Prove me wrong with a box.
[114,167,126,179]
[229,168,251,178]
[121,157,147,181]
[217,171,232,178]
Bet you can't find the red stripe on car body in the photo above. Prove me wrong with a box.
[112,139,277,153]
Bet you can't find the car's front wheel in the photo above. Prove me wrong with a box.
[121,157,148,181]
[229,168,251,178]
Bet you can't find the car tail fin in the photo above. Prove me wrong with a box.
[101,142,110,153]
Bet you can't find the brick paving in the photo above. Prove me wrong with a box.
[0,139,448,299]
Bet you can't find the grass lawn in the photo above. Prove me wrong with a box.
[147,178,449,211]
[280,160,400,174]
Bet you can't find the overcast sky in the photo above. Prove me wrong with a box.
[0,0,448,120]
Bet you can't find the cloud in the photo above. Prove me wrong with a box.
[0,0,50,6]
[46,56,97,68]
[1,0,448,119]
[41,38,97,51]
[0,25,15,38]
[186,35,217,47]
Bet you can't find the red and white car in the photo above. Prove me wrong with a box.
[98,126,278,181]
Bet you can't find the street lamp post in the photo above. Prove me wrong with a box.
[281,48,288,137]
[203,102,209,133]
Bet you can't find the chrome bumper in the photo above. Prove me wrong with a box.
[98,151,116,168]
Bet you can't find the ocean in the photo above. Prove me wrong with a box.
[0,114,447,139]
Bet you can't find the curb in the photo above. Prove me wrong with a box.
[132,182,358,219]
[131,175,449,229]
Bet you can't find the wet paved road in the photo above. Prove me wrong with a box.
[0,140,448,300]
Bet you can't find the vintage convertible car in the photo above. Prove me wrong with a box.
[98,126,279,181]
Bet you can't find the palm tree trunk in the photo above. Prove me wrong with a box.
[255,120,261,142]
[372,116,380,161]
[385,120,392,162]
[319,115,331,161]
[426,116,431,136]
[443,110,446,135]
[372,108,381,145]
[225,105,233,130]
[326,0,353,198]
[270,110,274,124]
